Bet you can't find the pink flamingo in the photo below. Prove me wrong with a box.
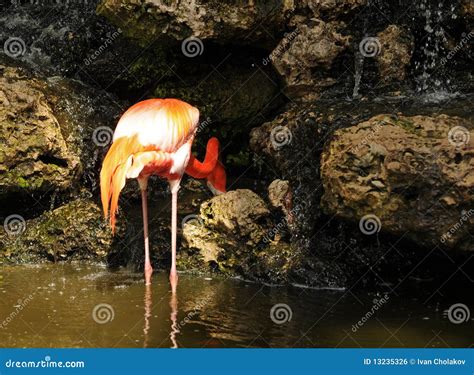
[100,98,226,290]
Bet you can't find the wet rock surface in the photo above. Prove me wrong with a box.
[321,114,473,251]
[181,189,272,269]
[0,64,80,199]
[250,95,474,255]
[97,0,294,46]
[271,20,350,98]
[0,61,122,213]
[376,25,414,83]
[0,198,120,263]
[180,189,317,284]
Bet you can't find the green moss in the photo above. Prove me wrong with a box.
[393,118,422,135]
[16,176,31,189]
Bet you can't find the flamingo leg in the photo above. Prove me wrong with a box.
[139,178,153,285]
[169,180,180,293]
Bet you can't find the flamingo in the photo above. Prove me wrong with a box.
[100,98,226,290]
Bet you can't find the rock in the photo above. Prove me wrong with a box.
[268,179,291,211]
[180,188,344,285]
[97,0,294,46]
[0,63,121,207]
[376,25,414,82]
[250,102,325,240]
[182,189,273,273]
[461,0,474,19]
[321,114,473,251]
[271,20,350,98]
[0,65,80,198]
[0,199,118,263]
[0,2,175,96]
[178,189,321,284]
[197,189,271,246]
[304,0,367,19]
[182,186,400,286]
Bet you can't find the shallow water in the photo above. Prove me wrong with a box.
[0,264,472,348]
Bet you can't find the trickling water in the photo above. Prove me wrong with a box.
[352,52,364,99]
[414,0,454,94]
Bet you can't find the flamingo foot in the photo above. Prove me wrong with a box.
[145,264,153,286]
[170,271,178,294]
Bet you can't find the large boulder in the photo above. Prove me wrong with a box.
[0,199,119,263]
[321,114,473,251]
[181,189,311,283]
[0,65,80,198]
[270,20,350,98]
[97,0,294,46]
[182,189,272,266]
[0,63,121,205]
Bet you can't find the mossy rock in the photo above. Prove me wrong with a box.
[0,199,121,263]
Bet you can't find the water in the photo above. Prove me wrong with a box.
[414,0,456,94]
[0,264,472,348]
[352,52,364,99]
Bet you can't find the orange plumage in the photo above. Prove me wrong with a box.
[99,98,226,287]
